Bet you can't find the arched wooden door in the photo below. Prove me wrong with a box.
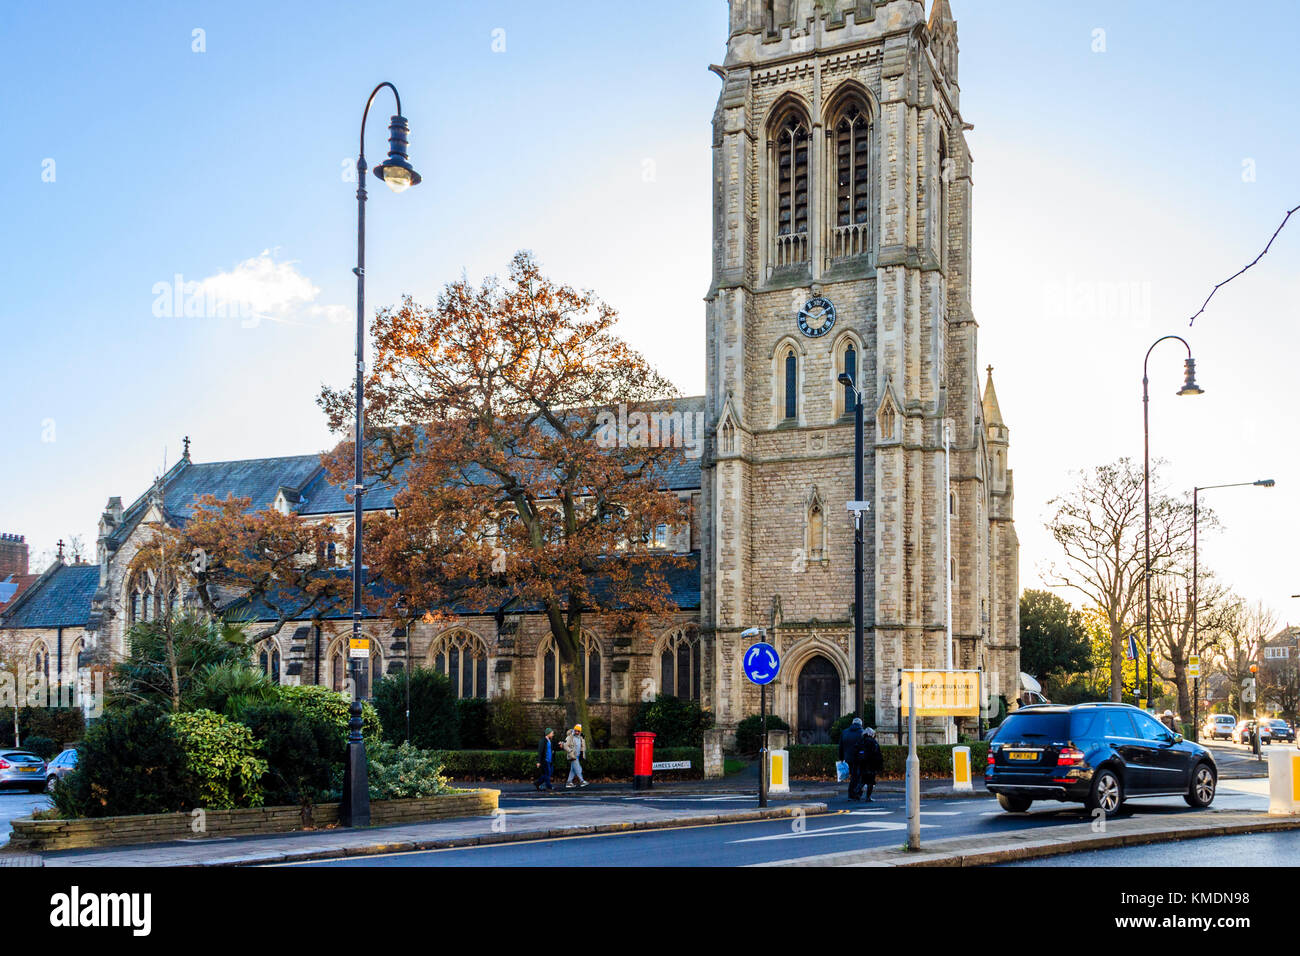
[797,655,841,744]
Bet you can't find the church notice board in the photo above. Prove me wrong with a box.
[897,669,982,717]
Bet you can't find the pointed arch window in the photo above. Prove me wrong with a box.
[430,630,489,699]
[808,499,826,561]
[772,113,810,266]
[256,640,282,684]
[878,395,897,442]
[831,101,872,259]
[659,628,701,701]
[784,349,798,420]
[539,633,602,701]
[841,342,857,415]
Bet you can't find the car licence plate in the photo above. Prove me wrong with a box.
[1006,751,1038,761]
[17,766,39,773]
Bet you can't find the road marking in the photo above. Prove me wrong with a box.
[729,820,939,844]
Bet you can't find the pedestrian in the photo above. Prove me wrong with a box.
[563,723,589,788]
[535,727,556,791]
[838,717,868,800]
[861,727,884,802]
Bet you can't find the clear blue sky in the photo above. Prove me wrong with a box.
[2,1,1298,622]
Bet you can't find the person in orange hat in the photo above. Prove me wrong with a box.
[563,724,589,788]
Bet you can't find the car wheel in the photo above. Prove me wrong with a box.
[1086,768,1123,815]
[997,793,1032,813]
[45,776,57,794]
[1184,763,1216,808]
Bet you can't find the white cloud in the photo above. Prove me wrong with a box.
[194,250,344,328]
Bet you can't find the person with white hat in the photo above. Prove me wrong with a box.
[563,724,589,788]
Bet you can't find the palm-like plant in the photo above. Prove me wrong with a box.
[190,660,277,719]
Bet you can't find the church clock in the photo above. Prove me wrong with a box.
[796,296,836,338]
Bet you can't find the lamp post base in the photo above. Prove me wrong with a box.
[339,701,370,828]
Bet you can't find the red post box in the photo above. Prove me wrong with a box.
[633,731,656,790]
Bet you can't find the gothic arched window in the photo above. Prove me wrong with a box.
[784,349,798,420]
[430,630,489,699]
[841,342,857,414]
[659,628,701,701]
[539,633,602,701]
[831,100,872,259]
[256,640,281,685]
[772,112,810,265]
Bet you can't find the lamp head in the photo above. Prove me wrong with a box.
[373,114,422,193]
[1177,357,1203,396]
[837,372,853,388]
[1255,479,1276,488]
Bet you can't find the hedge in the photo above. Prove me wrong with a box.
[788,742,989,780]
[432,747,704,782]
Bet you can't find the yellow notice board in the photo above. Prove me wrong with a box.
[899,670,981,717]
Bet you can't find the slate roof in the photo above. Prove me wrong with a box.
[227,551,701,624]
[112,396,706,541]
[0,564,100,629]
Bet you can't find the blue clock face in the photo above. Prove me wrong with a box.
[797,296,836,337]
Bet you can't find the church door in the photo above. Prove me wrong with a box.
[797,656,840,744]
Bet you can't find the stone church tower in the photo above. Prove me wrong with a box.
[700,0,1019,741]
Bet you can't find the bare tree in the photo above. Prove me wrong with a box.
[1045,458,1203,702]
[1147,569,1235,724]
[1212,600,1277,716]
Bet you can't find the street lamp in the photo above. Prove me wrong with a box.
[1142,335,1202,711]
[837,371,866,722]
[342,82,421,829]
[1190,479,1274,741]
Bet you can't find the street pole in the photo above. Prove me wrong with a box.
[944,420,954,743]
[1142,335,1202,711]
[341,82,422,829]
[906,682,920,850]
[759,682,768,809]
[839,372,866,722]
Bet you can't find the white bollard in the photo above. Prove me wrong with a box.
[952,745,973,791]
[1268,747,1300,815]
[767,749,790,794]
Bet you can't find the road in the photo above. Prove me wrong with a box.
[290,781,1270,868]
[1003,829,1300,866]
[0,791,50,834]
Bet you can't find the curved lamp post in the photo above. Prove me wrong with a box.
[1190,479,1273,740]
[1142,335,1202,711]
[342,82,421,829]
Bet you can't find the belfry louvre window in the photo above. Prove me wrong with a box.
[774,116,810,265]
[832,103,871,259]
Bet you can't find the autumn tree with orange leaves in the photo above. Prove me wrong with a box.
[319,252,691,728]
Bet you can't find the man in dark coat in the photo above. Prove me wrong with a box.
[535,728,556,791]
[838,717,868,800]
[860,727,884,802]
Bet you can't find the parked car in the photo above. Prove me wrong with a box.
[985,702,1217,814]
[1231,720,1272,745]
[1268,719,1295,743]
[0,749,49,793]
[1202,714,1236,740]
[44,748,78,792]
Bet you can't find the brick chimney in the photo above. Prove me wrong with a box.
[0,533,29,577]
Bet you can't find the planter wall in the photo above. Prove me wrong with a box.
[7,789,499,853]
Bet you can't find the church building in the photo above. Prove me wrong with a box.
[1,0,1017,746]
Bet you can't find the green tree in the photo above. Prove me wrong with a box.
[110,613,251,713]
[1019,590,1091,685]
[372,667,461,749]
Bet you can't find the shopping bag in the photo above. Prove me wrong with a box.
[835,760,849,782]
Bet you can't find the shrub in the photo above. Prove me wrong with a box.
[110,613,251,712]
[367,741,454,799]
[189,661,278,719]
[632,695,714,747]
[585,715,611,750]
[52,706,195,818]
[0,707,86,749]
[488,696,533,750]
[787,742,990,779]
[733,713,790,755]
[455,697,492,749]
[169,710,267,810]
[274,684,381,747]
[240,702,342,806]
[20,735,57,760]
[372,667,459,749]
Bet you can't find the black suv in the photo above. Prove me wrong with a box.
[985,703,1217,814]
